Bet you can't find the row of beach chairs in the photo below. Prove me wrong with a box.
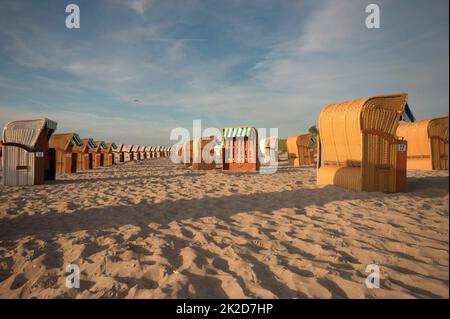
[0,120,172,186]
[176,93,448,193]
[1,93,448,192]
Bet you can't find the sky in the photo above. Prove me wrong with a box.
[0,0,448,145]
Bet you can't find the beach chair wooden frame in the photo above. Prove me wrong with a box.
[113,144,124,163]
[287,133,315,166]
[131,145,140,161]
[122,145,133,162]
[222,126,259,171]
[192,136,216,170]
[101,142,116,166]
[87,140,105,168]
[154,146,161,158]
[144,146,152,159]
[317,93,410,192]
[149,146,156,158]
[397,116,449,170]
[138,145,146,160]
[49,133,83,174]
[74,138,95,170]
[2,118,58,185]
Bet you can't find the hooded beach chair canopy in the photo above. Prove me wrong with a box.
[3,118,58,150]
[400,103,416,123]
[397,116,449,170]
[191,136,216,170]
[317,93,410,192]
[223,127,256,139]
[95,141,107,151]
[2,118,58,186]
[74,138,96,153]
[222,126,259,170]
[131,145,140,152]
[288,133,314,149]
[84,139,103,152]
[86,138,96,148]
[49,133,83,151]
[103,142,117,152]
[122,145,133,152]
[287,133,315,166]
[113,144,123,152]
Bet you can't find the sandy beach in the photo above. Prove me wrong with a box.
[0,158,448,299]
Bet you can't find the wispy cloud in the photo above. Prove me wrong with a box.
[127,0,152,15]
[299,0,367,53]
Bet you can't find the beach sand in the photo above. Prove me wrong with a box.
[0,158,448,298]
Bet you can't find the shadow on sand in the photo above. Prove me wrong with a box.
[0,175,447,242]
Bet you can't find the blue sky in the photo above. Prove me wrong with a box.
[0,0,448,145]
